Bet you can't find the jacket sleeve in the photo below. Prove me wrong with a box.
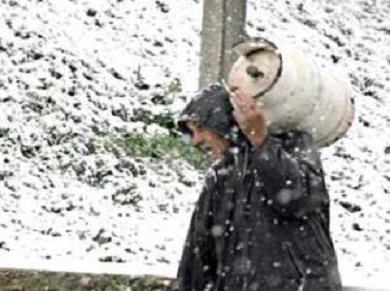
[173,170,217,291]
[251,131,329,218]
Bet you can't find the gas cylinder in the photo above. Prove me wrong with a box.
[227,38,355,148]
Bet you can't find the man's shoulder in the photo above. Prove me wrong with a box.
[269,128,313,141]
[268,129,316,151]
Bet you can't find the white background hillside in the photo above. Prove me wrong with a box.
[0,0,389,288]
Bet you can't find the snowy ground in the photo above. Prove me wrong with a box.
[0,0,389,288]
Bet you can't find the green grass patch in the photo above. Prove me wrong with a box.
[130,109,176,130]
[116,132,209,170]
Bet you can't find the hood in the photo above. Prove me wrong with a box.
[177,82,248,146]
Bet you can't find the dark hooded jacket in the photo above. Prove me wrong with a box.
[174,83,342,291]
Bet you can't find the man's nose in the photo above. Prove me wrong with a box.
[192,130,202,146]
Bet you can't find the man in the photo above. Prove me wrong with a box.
[173,83,342,291]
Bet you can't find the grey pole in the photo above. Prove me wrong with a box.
[199,0,247,89]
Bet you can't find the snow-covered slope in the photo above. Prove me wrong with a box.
[0,0,389,288]
[0,0,202,277]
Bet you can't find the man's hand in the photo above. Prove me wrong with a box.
[230,89,268,147]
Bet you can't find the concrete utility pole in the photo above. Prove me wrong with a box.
[199,0,247,88]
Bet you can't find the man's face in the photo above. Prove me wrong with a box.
[186,121,230,161]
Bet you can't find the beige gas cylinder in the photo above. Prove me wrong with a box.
[227,38,355,148]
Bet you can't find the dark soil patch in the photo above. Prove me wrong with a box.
[0,269,172,291]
